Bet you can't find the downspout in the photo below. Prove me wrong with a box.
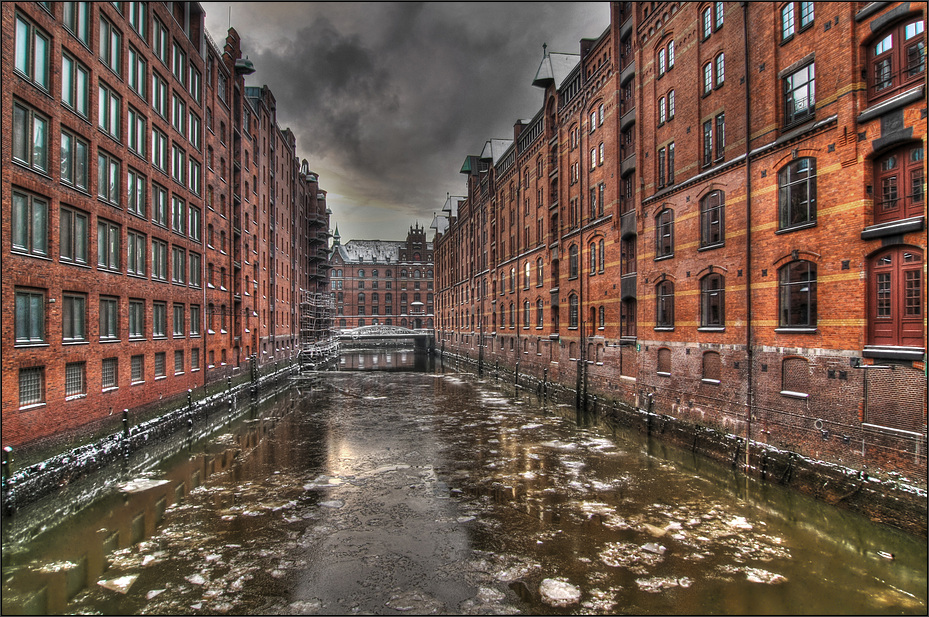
[742,1,754,471]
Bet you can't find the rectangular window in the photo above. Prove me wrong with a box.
[128,1,146,36]
[152,71,167,117]
[99,296,118,340]
[703,63,713,95]
[715,53,725,87]
[188,112,201,150]
[171,93,186,135]
[60,130,89,190]
[658,147,666,187]
[189,160,201,195]
[129,299,144,338]
[65,362,86,397]
[62,293,86,341]
[175,349,184,374]
[782,3,795,39]
[62,2,90,45]
[97,150,121,206]
[189,251,201,287]
[128,107,146,156]
[715,113,726,160]
[659,97,666,124]
[189,66,201,104]
[703,120,713,166]
[61,54,90,117]
[12,191,48,257]
[99,16,121,75]
[799,1,814,28]
[15,289,45,344]
[131,354,144,382]
[152,239,167,281]
[127,230,146,276]
[668,40,675,67]
[97,219,121,273]
[188,206,201,242]
[19,367,45,407]
[171,144,186,185]
[154,351,166,377]
[153,302,166,338]
[127,168,146,217]
[12,102,49,173]
[784,63,815,125]
[171,246,185,284]
[152,128,168,172]
[152,183,168,226]
[190,304,200,335]
[98,83,121,139]
[153,17,167,65]
[667,142,675,185]
[102,357,118,389]
[173,303,184,336]
[171,196,185,234]
[59,205,88,264]
[128,46,146,98]
[191,347,200,370]
[172,42,186,85]
[14,14,50,90]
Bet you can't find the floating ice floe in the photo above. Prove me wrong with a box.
[727,516,753,530]
[118,478,170,493]
[98,574,139,594]
[520,423,543,430]
[635,576,692,593]
[539,578,581,607]
[319,500,344,509]
[457,516,476,523]
[744,568,787,584]
[146,588,166,600]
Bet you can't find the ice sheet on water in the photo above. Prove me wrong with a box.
[384,588,444,613]
[97,574,138,594]
[520,423,543,430]
[119,478,170,493]
[539,578,581,607]
[600,541,666,574]
[319,500,344,508]
[635,576,692,593]
[744,567,788,584]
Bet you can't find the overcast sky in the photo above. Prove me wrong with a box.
[203,2,611,243]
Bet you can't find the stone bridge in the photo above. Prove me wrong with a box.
[339,325,435,350]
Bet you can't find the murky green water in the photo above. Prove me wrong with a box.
[2,351,926,614]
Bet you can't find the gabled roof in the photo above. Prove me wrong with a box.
[532,52,580,89]
[479,139,513,165]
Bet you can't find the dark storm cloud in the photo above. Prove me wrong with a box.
[204,2,610,240]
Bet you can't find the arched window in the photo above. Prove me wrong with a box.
[598,305,605,329]
[869,247,923,348]
[656,280,674,328]
[524,262,531,288]
[702,351,721,382]
[536,298,544,328]
[778,158,816,230]
[781,357,810,396]
[700,273,725,327]
[336,269,342,278]
[589,242,597,273]
[874,144,924,224]
[700,191,725,247]
[569,244,579,278]
[598,239,605,273]
[372,269,378,278]
[778,260,817,327]
[657,347,672,374]
[337,292,343,302]
[523,300,530,328]
[385,293,392,304]
[357,292,365,304]
[656,209,674,258]
[358,269,364,278]
[870,17,925,102]
[569,294,579,328]
[414,269,421,278]
[536,258,543,286]
[371,292,379,304]
[509,302,515,328]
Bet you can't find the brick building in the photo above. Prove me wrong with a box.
[434,1,926,478]
[330,224,435,330]
[2,1,329,451]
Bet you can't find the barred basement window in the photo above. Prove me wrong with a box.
[155,351,166,377]
[19,366,45,407]
[174,349,184,374]
[65,362,86,397]
[102,357,118,389]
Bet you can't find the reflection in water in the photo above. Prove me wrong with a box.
[2,351,926,615]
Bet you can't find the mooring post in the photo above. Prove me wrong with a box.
[515,361,520,386]
[2,446,11,485]
[543,368,549,398]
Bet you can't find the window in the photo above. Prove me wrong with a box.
[702,352,721,382]
[702,6,713,39]
[656,281,674,328]
[667,90,675,119]
[62,2,90,45]
[99,16,121,75]
[189,252,201,287]
[667,143,675,185]
[131,354,144,382]
[189,66,201,104]
[589,242,597,274]
[189,112,202,150]
[152,71,167,117]
[12,102,49,173]
[621,298,636,337]
[569,294,579,329]
[128,46,146,98]
[703,63,713,95]
[128,107,146,156]
[129,299,144,338]
[656,209,674,258]
[152,239,167,280]
[14,13,49,90]
[172,93,186,135]
[128,1,145,36]
[523,300,531,328]
[871,19,925,101]
[598,239,605,273]
[781,3,795,40]
[170,196,185,234]
[781,357,809,396]
[153,302,167,337]
[778,260,817,327]
[569,244,579,278]
[97,151,121,206]
[869,247,923,347]
[59,205,88,265]
[701,274,725,327]
[175,349,184,374]
[19,367,45,407]
[153,17,167,65]
[190,304,200,335]
[61,54,90,117]
[715,113,726,160]
[126,170,147,219]
[154,352,166,377]
[658,146,667,187]
[101,357,118,389]
[172,42,186,85]
[127,230,146,276]
[715,1,724,28]
[60,130,89,190]
[152,183,168,226]
[658,96,666,124]
[11,191,47,258]
[65,362,86,397]
[657,348,671,375]
[778,158,816,229]
[97,219,121,272]
[658,48,667,76]
[189,160,201,194]
[99,296,118,340]
[621,237,636,276]
[715,53,724,87]
[784,63,815,125]
[152,128,168,172]
[875,145,924,224]
[171,144,185,185]
[98,83,121,139]
[173,303,185,336]
[15,289,45,344]
[172,246,185,284]
[700,191,725,247]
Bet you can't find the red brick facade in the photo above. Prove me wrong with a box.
[434,2,927,480]
[2,2,329,451]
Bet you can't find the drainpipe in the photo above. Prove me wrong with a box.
[742,1,754,471]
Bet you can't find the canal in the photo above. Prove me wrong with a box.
[2,350,926,614]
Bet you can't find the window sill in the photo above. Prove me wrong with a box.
[654,326,675,332]
[654,254,674,262]
[780,390,809,400]
[698,242,725,252]
[701,378,721,385]
[100,338,122,344]
[657,371,671,377]
[66,393,87,401]
[19,402,47,411]
[63,340,90,345]
[102,386,119,393]
[775,221,817,235]
[132,380,145,386]
[698,327,725,332]
[775,327,817,334]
